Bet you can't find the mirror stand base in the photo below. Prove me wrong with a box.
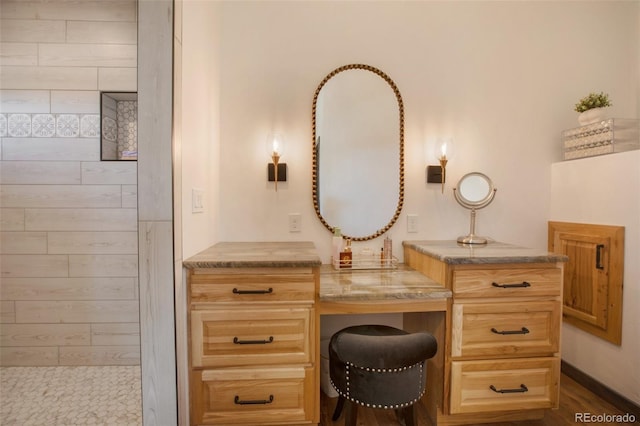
[457,235,488,245]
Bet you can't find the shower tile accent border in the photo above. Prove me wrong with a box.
[2,113,99,138]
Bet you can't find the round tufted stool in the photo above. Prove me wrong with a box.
[329,324,438,426]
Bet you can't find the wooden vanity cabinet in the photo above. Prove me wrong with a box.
[404,243,565,425]
[187,267,319,426]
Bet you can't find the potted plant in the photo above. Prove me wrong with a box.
[574,92,612,126]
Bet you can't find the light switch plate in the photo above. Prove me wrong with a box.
[289,213,301,232]
[192,188,204,213]
[407,214,418,233]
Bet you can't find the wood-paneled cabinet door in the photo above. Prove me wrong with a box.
[548,222,624,345]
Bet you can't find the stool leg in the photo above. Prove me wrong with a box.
[344,401,358,426]
[400,405,416,426]
[332,396,345,421]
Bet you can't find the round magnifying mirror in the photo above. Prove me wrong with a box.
[453,172,497,244]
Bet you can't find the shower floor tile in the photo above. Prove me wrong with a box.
[0,366,141,425]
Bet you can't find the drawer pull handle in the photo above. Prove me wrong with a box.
[491,281,531,289]
[596,244,605,270]
[234,395,274,405]
[232,287,273,295]
[490,384,528,394]
[491,327,530,335]
[233,336,274,345]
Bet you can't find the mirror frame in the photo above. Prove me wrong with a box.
[453,172,496,210]
[312,63,405,241]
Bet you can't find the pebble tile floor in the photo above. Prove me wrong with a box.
[0,366,141,425]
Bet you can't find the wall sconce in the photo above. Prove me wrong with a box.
[426,138,453,193]
[267,133,287,191]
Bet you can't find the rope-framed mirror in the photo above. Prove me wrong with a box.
[312,64,404,241]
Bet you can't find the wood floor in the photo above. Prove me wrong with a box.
[320,373,631,426]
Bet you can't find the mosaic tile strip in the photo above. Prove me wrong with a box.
[1,113,101,138]
[81,114,100,138]
[0,114,6,137]
[56,114,80,137]
[32,114,56,137]
[8,113,31,137]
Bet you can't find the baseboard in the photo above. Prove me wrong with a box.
[561,360,640,418]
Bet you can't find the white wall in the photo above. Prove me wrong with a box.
[181,0,222,258]
[208,1,638,263]
[550,151,640,405]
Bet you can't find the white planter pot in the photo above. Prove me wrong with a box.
[578,107,608,126]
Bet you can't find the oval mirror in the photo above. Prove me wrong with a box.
[312,64,404,241]
[453,172,497,244]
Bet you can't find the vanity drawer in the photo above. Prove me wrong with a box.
[191,366,314,425]
[191,308,313,368]
[451,301,560,357]
[452,267,561,298]
[450,357,560,414]
[190,270,315,304]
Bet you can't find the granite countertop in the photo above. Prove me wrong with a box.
[403,240,568,265]
[183,241,322,269]
[319,264,451,302]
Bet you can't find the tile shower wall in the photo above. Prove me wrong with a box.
[0,0,139,366]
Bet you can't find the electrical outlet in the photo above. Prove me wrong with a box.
[192,188,204,213]
[407,214,418,233]
[289,213,302,232]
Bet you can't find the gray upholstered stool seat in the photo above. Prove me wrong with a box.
[329,324,438,426]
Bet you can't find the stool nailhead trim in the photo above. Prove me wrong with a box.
[329,361,426,409]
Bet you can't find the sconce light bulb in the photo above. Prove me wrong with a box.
[268,133,285,158]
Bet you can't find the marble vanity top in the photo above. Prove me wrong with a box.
[403,240,568,264]
[183,241,322,269]
[319,264,451,302]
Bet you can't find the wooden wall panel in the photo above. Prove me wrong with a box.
[0,208,25,231]
[15,301,139,324]
[0,347,59,366]
[0,161,82,184]
[39,44,137,67]
[98,68,137,91]
[0,1,137,22]
[0,231,47,254]
[91,323,140,346]
[69,254,138,277]
[51,90,100,113]
[0,19,66,43]
[2,138,99,161]
[0,89,50,113]
[1,323,90,346]
[48,231,138,254]
[59,345,140,366]
[1,301,16,324]
[1,254,69,277]
[0,66,98,90]
[1,277,136,301]
[25,208,137,231]
[81,161,137,184]
[0,42,38,66]
[66,21,137,44]
[1,185,123,208]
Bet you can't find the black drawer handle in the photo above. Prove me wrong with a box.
[490,384,528,394]
[491,327,530,335]
[491,281,531,289]
[596,244,605,270]
[234,395,274,405]
[232,287,273,295]
[233,336,274,345]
